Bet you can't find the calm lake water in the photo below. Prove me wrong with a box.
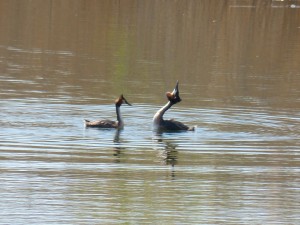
[1,0,300,224]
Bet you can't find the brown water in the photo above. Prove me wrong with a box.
[1,1,300,224]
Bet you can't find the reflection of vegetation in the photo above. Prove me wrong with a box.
[113,35,129,79]
[108,23,132,94]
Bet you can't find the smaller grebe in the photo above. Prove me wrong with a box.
[153,81,194,131]
[84,94,131,129]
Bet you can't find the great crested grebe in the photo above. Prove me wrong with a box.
[84,94,131,129]
[153,81,194,131]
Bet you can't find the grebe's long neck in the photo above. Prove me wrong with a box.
[153,101,173,125]
[116,105,124,127]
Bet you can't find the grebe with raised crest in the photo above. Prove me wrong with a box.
[153,81,195,132]
[84,94,131,129]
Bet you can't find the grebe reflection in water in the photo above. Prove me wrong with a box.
[153,81,195,132]
[84,94,131,129]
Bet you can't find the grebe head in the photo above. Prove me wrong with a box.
[115,94,132,107]
[166,80,181,104]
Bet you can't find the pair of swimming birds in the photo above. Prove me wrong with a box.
[84,81,195,131]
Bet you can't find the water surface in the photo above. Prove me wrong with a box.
[1,1,300,224]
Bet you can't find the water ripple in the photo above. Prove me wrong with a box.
[1,99,299,225]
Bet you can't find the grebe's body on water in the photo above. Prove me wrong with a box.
[84,95,131,129]
[153,81,195,132]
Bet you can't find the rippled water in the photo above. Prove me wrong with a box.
[1,1,300,224]
[1,98,299,224]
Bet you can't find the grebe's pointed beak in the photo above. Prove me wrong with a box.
[171,80,181,103]
[121,95,132,106]
[172,80,179,96]
[124,99,132,106]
